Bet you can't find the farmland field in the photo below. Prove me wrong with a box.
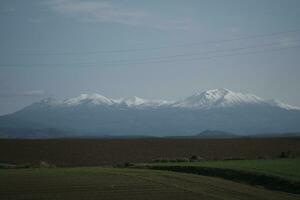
[137,158,300,194]
[0,137,300,167]
[142,158,300,182]
[1,138,300,199]
[1,167,299,200]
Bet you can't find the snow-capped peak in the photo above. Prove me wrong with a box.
[195,88,230,97]
[29,89,299,111]
[121,96,148,106]
[63,93,114,106]
[173,88,265,109]
[61,93,172,108]
[119,96,172,108]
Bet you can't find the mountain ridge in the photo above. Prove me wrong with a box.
[1,88,300,138]
[23,88,300,111]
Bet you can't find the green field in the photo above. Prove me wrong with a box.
[143,158,300,182]
[1,167,299,200]
[135,158,300,194]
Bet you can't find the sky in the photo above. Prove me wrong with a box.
[0,0,300,115]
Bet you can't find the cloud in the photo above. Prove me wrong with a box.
[279,36,299,47]
[228,27,241,34]
[2,6,16,13]
[0,90,46,98]
[28,18,43,24]
[22,90,46,97]
[46,0,193,30]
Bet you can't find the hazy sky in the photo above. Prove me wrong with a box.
[0,0,300,115]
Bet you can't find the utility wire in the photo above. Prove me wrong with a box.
[97,39,300,64]
[10,28,300,56]
[1,44,299,68]
[105,45,300,66]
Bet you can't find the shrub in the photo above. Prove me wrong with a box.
[190,155,204,162]
[174,158,190,162]
[39,161,55,168]
[124,162,134,167]
[279,151,292,158]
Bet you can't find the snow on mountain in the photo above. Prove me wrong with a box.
[29,89,299,110]
[4,89,300,137]
[173,88,264,109]
[120,96,148,107]
[41,94,172,108]
[63,94,114,106]
[119,96,172,108]
[173,88,299,110]
[268,99,300,110]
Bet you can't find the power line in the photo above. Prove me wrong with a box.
[98,39,300,65]
[96,45,300,66]
[10,28,300,56]
[1,44,299,68]
[2,38,299,67]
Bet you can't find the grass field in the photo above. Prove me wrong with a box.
[137,158,300,194]
[143,158,300,182]
[1,167,299,200]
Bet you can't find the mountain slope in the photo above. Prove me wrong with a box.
[174,88,260,108]
[19,88,300,111]
[0,89,300,138]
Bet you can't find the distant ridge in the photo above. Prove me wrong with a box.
[19,88,299,111]
[195,130,237,138]
[1,89,300,138]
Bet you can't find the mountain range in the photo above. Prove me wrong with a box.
[1,88,300,138]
